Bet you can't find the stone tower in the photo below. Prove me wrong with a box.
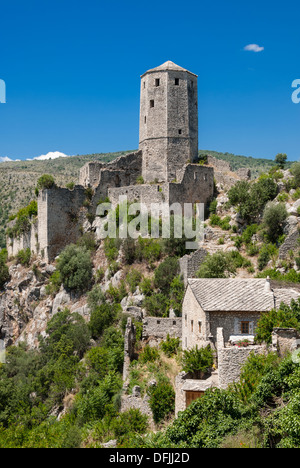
[139,61,198,183]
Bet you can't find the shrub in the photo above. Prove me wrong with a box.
[257,243,278,271]
[45,270,62,296]
[143,293,169,317]
[139,277,153,296]
[87,284,105,311]
[77,232,97,251]
[160,334,180,357]
[37,174,55,190]
[154,257,179,294]
[139,345,160,364]
[126,269,142,294]
[89,303,119,339]
[112,409,148,446]
[148,380,175,424]
[290,162,300,187]
[196,252,236,278]
[0,255,9,289]
[262,202,288,242]
[169,275,185,315]
[181,345,214,378]
[228,178,277,222]
[209,199,218,214]
[255,298,300,344]
[16,248,31,266]
[57,244,93,292]
[136,176,145,185]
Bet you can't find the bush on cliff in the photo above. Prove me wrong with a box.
[57,244,93,293]
[0,254,9,289]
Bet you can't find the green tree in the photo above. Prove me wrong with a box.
[275,153,288,169]
[57,244,93,292]
[262,202,288,242]
[196,251,236,278]
[154,257,179,294]
[255,298,300,344]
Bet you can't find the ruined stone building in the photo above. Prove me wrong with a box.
[7,61,214,262]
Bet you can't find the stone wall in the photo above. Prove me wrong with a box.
[182,285,211,350]
[169,165,214,208]
[7,221,38,258]
[207,156,232,172]
[279,230,299,260]
[108,183,169,209]
[179,248,208,286]
[217,328,266,389]
[120,385,154,428]
[79,151,142,188]
[209,311,262,344]
[272,328,300,357]
[38,186,86,262]
[142,317,182,345]
[123,317,136,383]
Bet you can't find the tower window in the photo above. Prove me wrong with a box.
[155,78,160,87]
[143,82,146,89]
[175,78,180,86]
[150,100,154,108]
[144,116,147,124]
[178,129,182,135]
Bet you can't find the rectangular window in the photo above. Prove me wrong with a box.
[191,320,194,332]
[241,322,250,334]
[150,100,154,108]
[144,116,147,124]
[198,321,202,333]
[185,315,187,327]
[175,78,179,86]
[155,78,160,87]
[178,129,182,135]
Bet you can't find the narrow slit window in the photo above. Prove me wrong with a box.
[150,100,154,108]
[178,129,182,135]
[175,78,180,86]
[198,321,202,333]
[191,320,194,333]
[144,116,147,124]
[155,78,160,87]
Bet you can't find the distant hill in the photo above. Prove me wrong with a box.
[0,148,296,248]
[198,150,295,179]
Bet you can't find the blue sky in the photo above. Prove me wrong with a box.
[0,0,299,161]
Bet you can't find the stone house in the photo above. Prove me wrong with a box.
[182,277,300,349]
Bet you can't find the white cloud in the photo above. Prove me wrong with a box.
[31,151,70,161]
[0,156,13,163]
[244,44,264,53]
[0,151,70,163]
